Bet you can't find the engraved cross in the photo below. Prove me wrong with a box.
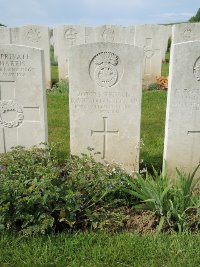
[144,38,160,75]
[91,117,119,159]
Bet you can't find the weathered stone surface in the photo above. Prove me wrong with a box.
[11,25,51,88]
[55,25,85,80]
[52,27,58,62]
[135,24,170,89]
[0,45,48,153]
[86,25,128,43]
[69,43,143,174]
[163,41,200,179]
[0,27,11,44]
[172,23,200,44]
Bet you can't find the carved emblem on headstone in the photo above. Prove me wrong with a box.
[193,57,200,81]
[64,28,77,45]
[0,100,24,128]
[183,28,192,41]
[102,28,115,42]
[27,28,41,43]
[90,52,122,87]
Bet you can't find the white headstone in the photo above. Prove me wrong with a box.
[163,41,200,178]
[125,26,136,45]
[0,27,11,44]
[69,43,143,173]
[55,25,86,80]
[172,23,200,44]
[135,24,168,89]
[162,25,172,60]
[86,25,127,43]
[11,25,51,89]
[52,28,58,63]
[0,45,48,153]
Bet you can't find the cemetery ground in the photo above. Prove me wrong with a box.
[2,55,200,266]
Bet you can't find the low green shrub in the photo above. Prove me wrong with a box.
[125,166,200,232]
[0,146,130,235]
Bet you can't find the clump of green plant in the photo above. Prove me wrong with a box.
[125,166,200,232]
[50,80,68,93]
[50,45,58,66]
[148,83,160,91]
[167,37,171,53]
[0,146,130,235]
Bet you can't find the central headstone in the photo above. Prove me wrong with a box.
[0,45,48,153]
[69,43,143,173]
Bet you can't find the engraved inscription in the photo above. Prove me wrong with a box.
[89,52,123,87]
[0,53,31,78]
[174,88,200,111]
[27,28,41,43]
[64,28,77,45]
[183,28,192,41]
[193,57,200,81]
[0,100,24,128]
[71,91,138,114]
[102,28,115,42]
[91,117,119,159]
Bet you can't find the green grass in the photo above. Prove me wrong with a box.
[47,88,69,158]
[1,232,200,266]
[50,45,59,85]
[51,65,59,84]
[161,52,170,77]
[141,91,167,171]
[0,51,172,266]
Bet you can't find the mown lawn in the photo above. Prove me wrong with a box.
[1,232,200,266]
[0,52,178,267]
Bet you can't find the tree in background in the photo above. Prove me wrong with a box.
[189,8,200,22]
[0,24,5,27]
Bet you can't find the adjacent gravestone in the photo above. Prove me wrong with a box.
[162,25,172,60]
[69,43,143,173]
[85,25,135,45]
[86,25,128,43]
[0,27,11,44]
[53,27,58,62]
[55,25,86,80]
[135,24,170,89]
[11,25,51,89]
[163,41,200,179]
[172,23,200,44]
[125,26,136,45]
[0,44,48,153]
